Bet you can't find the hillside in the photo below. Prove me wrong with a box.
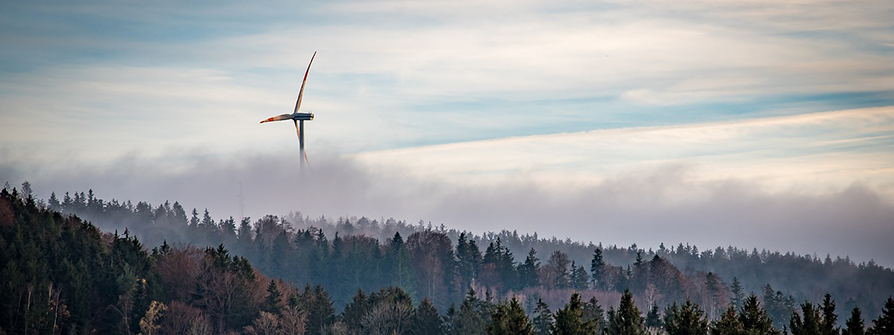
[34,188,894,324]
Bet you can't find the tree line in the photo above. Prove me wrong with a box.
[3,186,894,334]
[40,187,894,322]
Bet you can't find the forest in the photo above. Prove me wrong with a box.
[2,184,894,334]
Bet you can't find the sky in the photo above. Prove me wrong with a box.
[1,0,893,266]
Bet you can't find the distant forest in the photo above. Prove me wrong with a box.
[2,184,894,334]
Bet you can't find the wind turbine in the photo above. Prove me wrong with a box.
[260,51,317,168]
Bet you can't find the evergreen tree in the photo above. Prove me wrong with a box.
[412,298,444,335]
[583,297,605,333]
[481,238,517,291]
[605,289,646,335]
[303,285,336,335]
[456,232,483,292]
[548,250,572,289]
[571,262,590,291]
[762,284,795,330]
[730,277,745,311]
[712,305,743,335]
[591,248,606,290]
[664,300,709,335]
[790,301,822,335]
[631,251,647,294]
[820,293,838,335]
[552,293,598,335]
[263,280,282,315]
[387,232,418,300]
[533,298,553,335]
[487,297,534,335]
[842,307,864,335]
[447,288,486,335]
[518,248,541,289]
[739,294,780,335]
[868,297,894,335]
[645,304,662,332]
[342,289,371,334]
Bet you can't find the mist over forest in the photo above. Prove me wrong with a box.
[3,182,892,334]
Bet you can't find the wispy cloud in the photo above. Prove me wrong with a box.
[1,0,893,267]
[356,106,894,197]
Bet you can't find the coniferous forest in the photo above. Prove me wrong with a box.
[2,185,894,335]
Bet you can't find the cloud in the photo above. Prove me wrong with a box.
[2,147,892,268]
[3,106,893,267]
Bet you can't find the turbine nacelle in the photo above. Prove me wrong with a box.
[259,112,314,123]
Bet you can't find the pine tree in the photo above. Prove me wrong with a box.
[605,289,646,335]
[842,307,864,335]
[664,300,709,335]
[552,293,598,335]
[868,297,894,335]
[533,298,553,335]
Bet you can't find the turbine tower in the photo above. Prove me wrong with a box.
[260,51,317,168]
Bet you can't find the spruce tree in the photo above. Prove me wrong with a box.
[518,248,541,289]
[487,298,534,335]
[664,300,709,335]
[730,277,744,311]
[533,298,553,335]
[820,293,838,335]
[790,301,822,335]
[645,304,662,332]
[842,307,864,335]
[868,297,894,335]
[552,293,598,335]
[304,285,335,335]
[412,298,444,335]
[456,232,482,292]
[605,289,646,335]
[571,262,590,291]
[739,294,781,335]
[262,280,282,314]
[342,289,371,334]
[583,297,605,332]
[448,288,486,335]
[712,305,743,335]
[388,232,418,300]
[591,248,605,290]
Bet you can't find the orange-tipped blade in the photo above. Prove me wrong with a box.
[260,114,293,123]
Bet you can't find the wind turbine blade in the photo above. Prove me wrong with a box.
[293,120,301,141]
[260,113,293,123]
[293,51,317,113]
